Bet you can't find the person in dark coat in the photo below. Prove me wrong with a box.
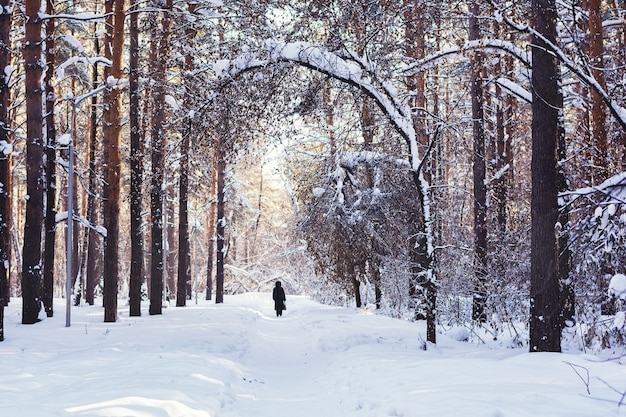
[272,281,286,317]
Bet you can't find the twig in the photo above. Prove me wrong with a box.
[564,361,590,394]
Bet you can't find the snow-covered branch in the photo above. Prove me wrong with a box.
[39,12,107,21]
[496,78,532,104]
[215,41,421,172]
[212,40,435,279]
[56,56,111,81]
[560,171,626,207]
[492,2,626,131]
[402,39,530,75]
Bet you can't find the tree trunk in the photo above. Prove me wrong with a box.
[206,166,216,301]
[102,0,125,323]
[129,2,144,316]
[587,0,608,180]
[177,7,197,305]
[149,0,173,314]
[556,86,573,326]
[404,1,436,343]
[469,2,488,323]
[215,134,226,304]
[166,183,177,298]
[403,0,428,149]
[493,36,513,234]
[42,2,56,317]
[177,124,191,306]
[21,0,45,325]
[85,21,100,306]
[530,0,561,352]
[0,0,10,340]
[352,270,361,308]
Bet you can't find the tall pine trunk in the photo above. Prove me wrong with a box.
[176,126,190,306]
[102,0,125,322]
[177,6,197,305]
[587,0,608,180]
[205,166,216,301]
[21,0,45,325]
[0,0,11,340]
[42,1,56,317]
[530,0,562,352]
[149,0,173,314]
[215,133,226,304]
[469,1,488,323]
[129,2,144,316]
[85,22,100,306]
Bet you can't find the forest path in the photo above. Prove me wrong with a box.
[0,294,620,417]
[218,295,363,416]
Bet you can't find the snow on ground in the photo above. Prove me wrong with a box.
[1,293,625,417]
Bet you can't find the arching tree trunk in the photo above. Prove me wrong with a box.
[403,0,436,344]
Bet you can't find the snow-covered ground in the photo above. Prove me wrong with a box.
[1,293,624,417]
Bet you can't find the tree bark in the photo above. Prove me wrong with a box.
[177,6,197,305]
[42,0,56,317]
[21,0,45,325]
[102,0,125,323]
[150,0,173,314]
[85,21,100,306]
[129,2,144,316]
[166,183,177,298]
[404,0,436,343]
[469,1,488,323]
[215,133,226,304]
[176,128,190,306]
[530,0,561,352]
[0,0,11,340]
[587,0,608,180]
[206,166,216,301]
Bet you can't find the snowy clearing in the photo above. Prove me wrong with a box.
[1,293,625,417]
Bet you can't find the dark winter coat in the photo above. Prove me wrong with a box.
[272,282,286,313]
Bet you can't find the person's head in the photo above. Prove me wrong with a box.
[275,281,281,287]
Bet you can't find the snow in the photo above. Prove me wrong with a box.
[62,34,85,53]
[4,65,12,83]
[39,12,106,21]
[55,210,69,223]
[56,57,112,82]
[0,139,11,155]
[614,312,625,330]
[165,95,180,111]
[106,75,128,89]
[213,59,231,77]
[57,133,71,146]
[1,293,625,417]
[496,78,532,103]
[609,273,626,301]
